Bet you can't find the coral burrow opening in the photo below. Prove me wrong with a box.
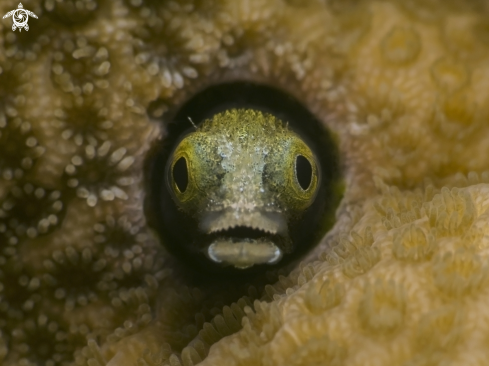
[144,82,342,280]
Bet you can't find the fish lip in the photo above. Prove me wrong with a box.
[207,238,283,269]
[199,210,288,236]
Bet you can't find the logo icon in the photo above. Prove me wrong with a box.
[3,3,38,32]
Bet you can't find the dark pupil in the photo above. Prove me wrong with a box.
[173,157,188,193]
[296,155,313,190]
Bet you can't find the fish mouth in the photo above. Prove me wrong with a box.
[200,210,288,236]
[200,211,289,269]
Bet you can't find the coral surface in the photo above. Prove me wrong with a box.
[2,0,489,365]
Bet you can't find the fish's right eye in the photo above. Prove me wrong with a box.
[172,156,188,193]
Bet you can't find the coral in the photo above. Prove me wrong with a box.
[50,36,111,96]
[381,26,421,65]
[63,140,134,206]
[3,0,489,365]
[43,0,102,27]
[0,104,45,180]
[0,183,65,240]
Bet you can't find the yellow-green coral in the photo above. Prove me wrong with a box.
[2,0,489,365]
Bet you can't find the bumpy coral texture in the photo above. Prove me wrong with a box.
[2,0,489,365]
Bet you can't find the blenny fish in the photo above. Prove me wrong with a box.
[145,83,341,273]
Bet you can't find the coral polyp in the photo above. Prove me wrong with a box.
[0,183,64,242]
[0,106,44,180]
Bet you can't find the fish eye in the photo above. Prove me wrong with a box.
[166,138,200,205]
[279,140,319,208]
[172,156,188,193]
[295,154,313,191]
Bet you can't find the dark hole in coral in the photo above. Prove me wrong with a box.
[145,81,342,278]
[296,155,313,190]
[172,157,188,193]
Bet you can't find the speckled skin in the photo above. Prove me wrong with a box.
[2,0,489,365]
[170,109,318,218]
[165,108,319,267]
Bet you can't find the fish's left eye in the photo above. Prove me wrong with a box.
[295,154,313,190]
